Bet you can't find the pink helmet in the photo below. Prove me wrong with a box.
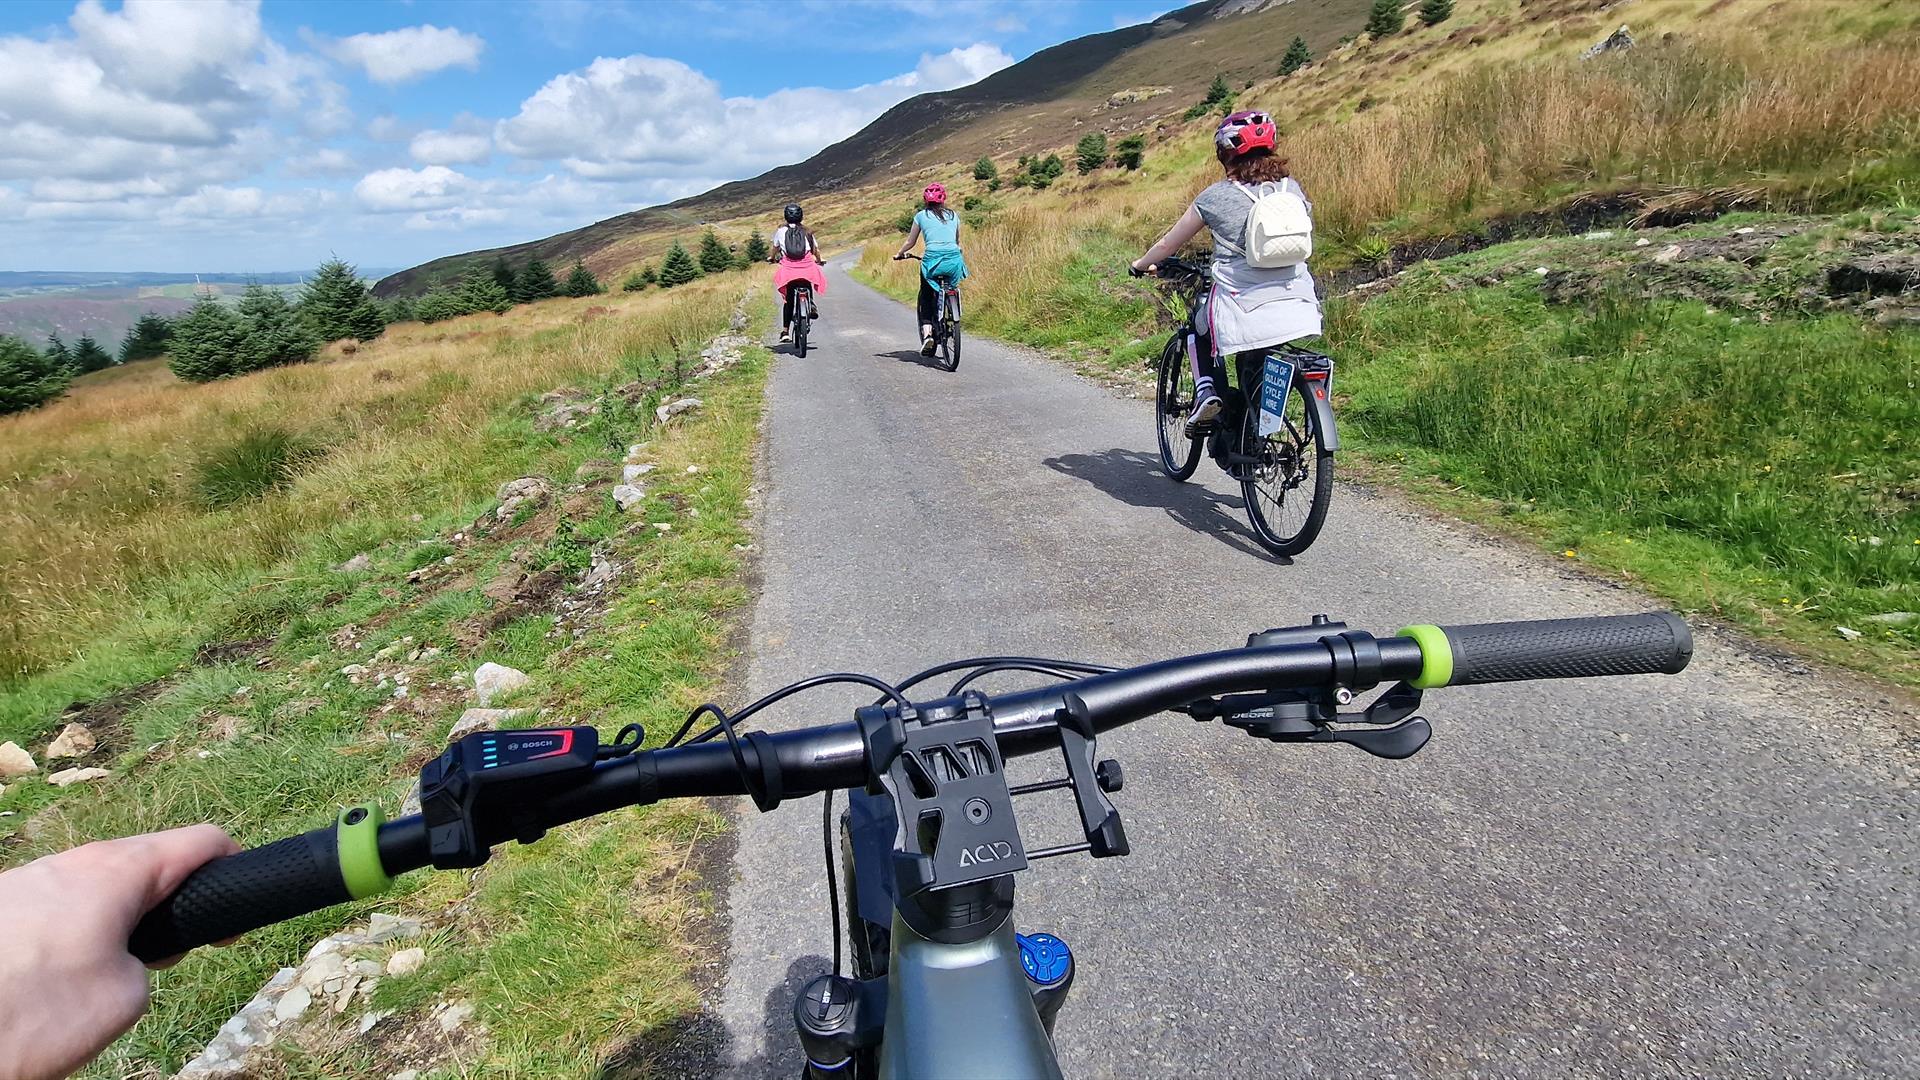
[1215,110,1278,158]
[922,183,948,205]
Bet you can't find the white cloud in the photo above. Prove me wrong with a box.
[354,165,475,212]
[410,118,492,165]
[494,44,1012,183]
[321,25,484,85]
[286,148,360,177]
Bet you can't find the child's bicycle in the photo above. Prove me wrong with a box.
[895,254,960,372]
[1133,256,1335,558]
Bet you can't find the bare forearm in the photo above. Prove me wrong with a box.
[1135,205,1204,269]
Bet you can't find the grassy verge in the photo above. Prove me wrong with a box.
[854,219,1919,686]
[0,277,773,1076]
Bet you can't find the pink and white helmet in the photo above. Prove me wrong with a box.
[922,183,948,205]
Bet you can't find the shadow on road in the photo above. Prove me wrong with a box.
[1042,447,1290,564]
[876,347,951,371]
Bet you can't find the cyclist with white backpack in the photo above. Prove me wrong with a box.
[1131,110,1320,430]
[771,203,826,344]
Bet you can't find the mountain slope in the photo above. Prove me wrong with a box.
[373,0,1368,296]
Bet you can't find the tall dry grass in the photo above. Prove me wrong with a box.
[862,28,1920,339]
[1299,38,1920,242]
[0,279,744,682]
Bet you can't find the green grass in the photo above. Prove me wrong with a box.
[1329,279,1917,674]
[1,289,771,1077]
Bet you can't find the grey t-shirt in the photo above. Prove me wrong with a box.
[1192,178,1309,258]
[1189,177,1321,351]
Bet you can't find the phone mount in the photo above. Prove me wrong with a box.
[855,690,1127,900]
[1181,616,1433,760]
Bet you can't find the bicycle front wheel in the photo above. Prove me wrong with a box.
[1240,377,1333,556]
[940,293,960,371]
[1155,334,1203,481]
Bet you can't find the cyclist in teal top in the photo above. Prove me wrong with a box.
[892,183,968,356]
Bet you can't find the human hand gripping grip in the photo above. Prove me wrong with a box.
[127,805,392,964]
[1397,612,1692,689]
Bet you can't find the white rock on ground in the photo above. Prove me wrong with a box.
[273,985,312,1024]
[655,397,703,425]
[0,742,36,777]
[47,767,111,787]
[472,662,532,707]
[494,477,553,521]
[46,722,96,760]
[625,442,649,460]
[335,553,373,574]
[621,463,655,483]
[447,707,534,742]
[612,484,646,511]
[386,947,427,976]
[366,913,423,943]
[434,1001,474,1033]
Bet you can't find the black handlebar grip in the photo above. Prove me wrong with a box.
[129,826,349,964]
[1426,613,1692,687]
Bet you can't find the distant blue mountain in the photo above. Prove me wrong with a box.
[0,270,400,289]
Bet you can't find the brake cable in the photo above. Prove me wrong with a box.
[667,657,1108,980]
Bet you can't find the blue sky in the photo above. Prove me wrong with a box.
[0,0,1171,273]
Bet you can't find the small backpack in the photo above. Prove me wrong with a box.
[1219,180,1313,268]
[782,226,812,261]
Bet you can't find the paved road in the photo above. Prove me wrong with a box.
[709,260,1918,1078]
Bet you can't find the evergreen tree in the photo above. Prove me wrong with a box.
[1366,0,1404,37]
[458,271,512,314]
[1281,36,1313,75]
[1418,0,1452,24]
[381,296,417,324]
[71,334,114,373]
[415,288,464,323]
[514,258,560,303]
[562,261,603,297]
[168,297,247,382]
[118,312,174,363]
[640,265,658,286]
[236,285,321,373]
[1,334,71,415]
[697,229,732,274]
[44,334,71,371]
[1075,132,1109,174]
[491,255,518,296]
[622,271,649,292]
[972,157,999,183]
[1204,74,1232,105]
[1114,134,1147,171]
[744,230,771,264]
[658,242,700,288]
[300,258,386,342]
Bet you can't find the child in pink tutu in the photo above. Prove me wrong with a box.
[771,202,826,342]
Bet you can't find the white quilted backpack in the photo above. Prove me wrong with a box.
[1219,179,1313,268]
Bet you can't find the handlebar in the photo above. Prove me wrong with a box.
[127,613,1689,962]
[894,253,922,261]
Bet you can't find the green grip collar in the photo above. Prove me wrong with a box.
[1397,625,1454,689]
[336,803,394,899]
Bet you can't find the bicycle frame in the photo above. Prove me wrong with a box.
[1164,269,1338,460]
[814,788,1066,1079]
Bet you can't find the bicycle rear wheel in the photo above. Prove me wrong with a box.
[794,315,809,357]
[1155,334,1203,481]
[1239,377,1333,556]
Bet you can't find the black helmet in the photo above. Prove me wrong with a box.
[783,203,803,224]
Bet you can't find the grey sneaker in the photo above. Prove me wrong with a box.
[1184,390,1223,435]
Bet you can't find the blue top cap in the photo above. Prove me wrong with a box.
[1016,932,1072,985]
